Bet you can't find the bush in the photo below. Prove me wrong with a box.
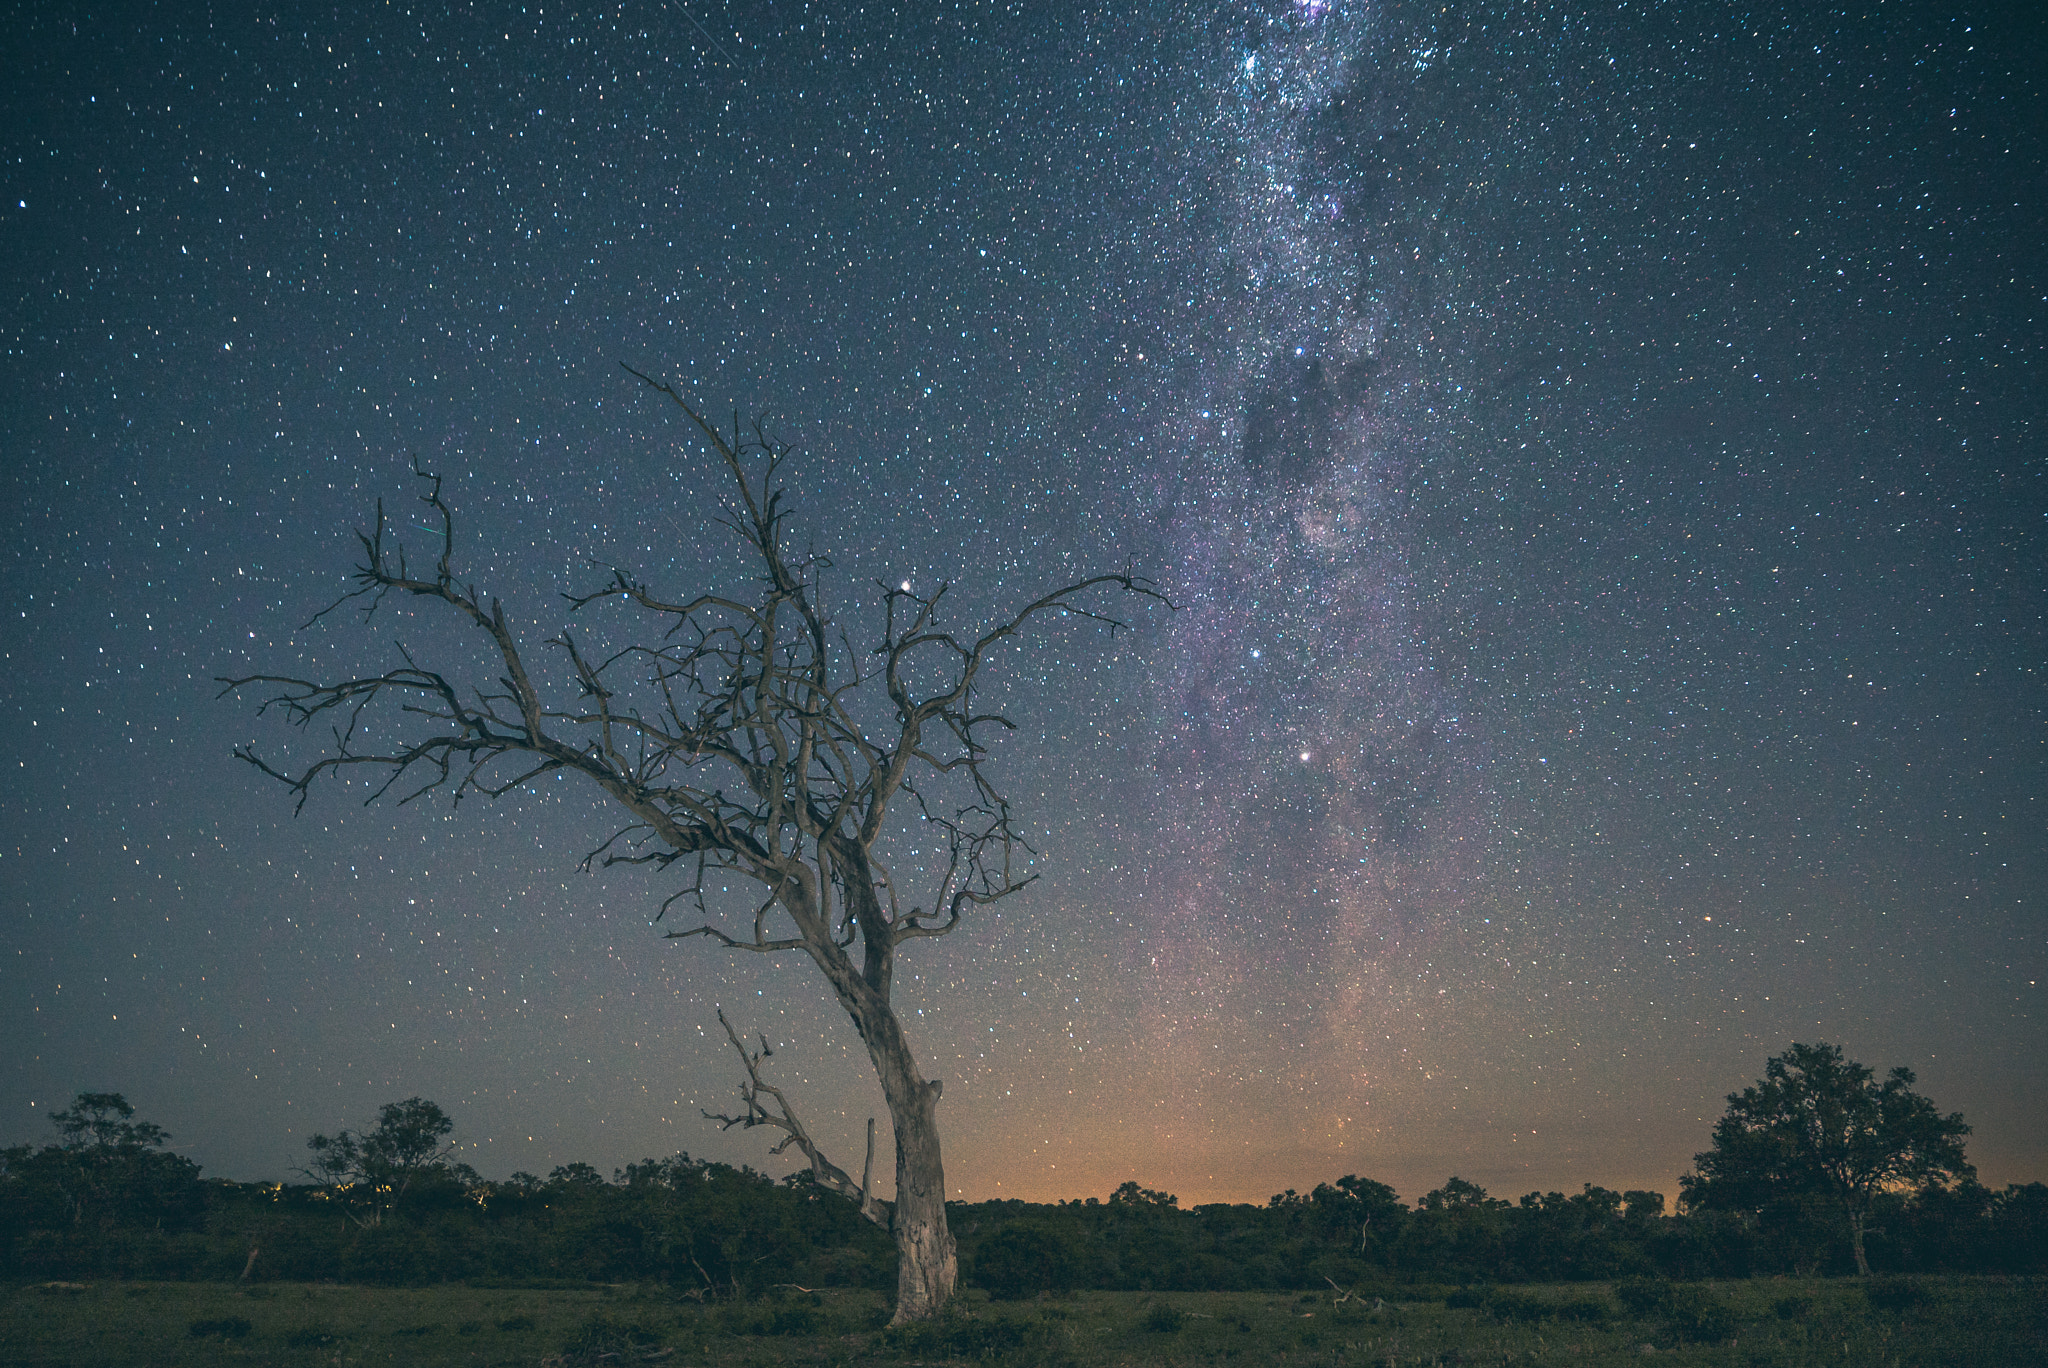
[1142,1302,1186,1332]
[187,1317,252,1339]
[1660,1284,1735,1344]
[1614,1277,1672,1317]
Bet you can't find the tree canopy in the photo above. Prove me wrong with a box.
[1681,1041,1973,1275]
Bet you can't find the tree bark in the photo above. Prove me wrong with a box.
[819,924,957,1323]
[1849,1209,1871,1277]
[883,1074,955,1323]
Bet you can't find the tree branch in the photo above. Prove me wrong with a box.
[702,1010,888,1227]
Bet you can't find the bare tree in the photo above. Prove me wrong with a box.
[221,370,1162,1321]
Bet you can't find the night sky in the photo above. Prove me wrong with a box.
[4,1,2042,1209]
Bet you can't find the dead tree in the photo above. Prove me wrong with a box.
[220,369,1162,1322]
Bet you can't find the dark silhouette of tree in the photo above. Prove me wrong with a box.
[1109,1181,1180,1209]
[303,1097,467,1227]
[51,1093,172,1155]
[0,1092,203,1236]
[1417,1176,1507,1212]
[222,373,1163,1321]
[1681,1042,1973,1275]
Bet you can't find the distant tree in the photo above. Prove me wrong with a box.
[547,1162,608,1191]
[303,1097,467,1227]
[51,1093,172,1154]
[1681,1042,1973,1275]
[1309,1174,1406,1254]
[1620,1189,1665,1220]
[1108,1180,1180,1209]
[1417,1176,1507,1212]
[223,375,1162,1320]
[1,1092,203,1235]
[1400,1177,1509,1279]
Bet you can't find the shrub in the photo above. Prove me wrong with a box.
[187,1317,252,1339]
[1614,1277,1672,1317]
[1660,1284,1735,1344]
[1142,1302,1187,1332]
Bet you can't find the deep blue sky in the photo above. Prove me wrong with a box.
[4,0,2041,1206]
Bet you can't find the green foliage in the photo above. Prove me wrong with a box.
[1140,1301,1186,1332]
[974,1223,1079,1299]
[0,1093,206,1246]
[303,1097,467,1228]
[1682,1042,1974,1275]
[3,1085,2039,1295]
[1611,1277,1733,1344]
[1657,1283,1735,1343]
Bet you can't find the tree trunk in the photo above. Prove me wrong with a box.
[885,1075,956,1323]
[1849,1209,1871,1277]
[842,954,955,1322]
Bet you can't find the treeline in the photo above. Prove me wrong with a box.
[3,1094,2044,1289]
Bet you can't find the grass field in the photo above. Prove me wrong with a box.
[2,1276,2041,1366]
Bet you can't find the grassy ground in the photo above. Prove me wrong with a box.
[2,1276,2041,1367]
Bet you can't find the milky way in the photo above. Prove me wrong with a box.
[1106,5,1495,1135]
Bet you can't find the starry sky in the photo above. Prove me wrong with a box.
[4,0,2042,1209]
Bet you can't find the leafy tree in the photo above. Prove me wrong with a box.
[0,1092,203,1238]
[1399,1177,1511,1280]
[1109,1180,1180,1209]
[1418,1176,1507,1212]
[1681,1042,1973,1275]
[303,1097,466,1227]
[223,378,1161,1320]
[52,1093,172,1154]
